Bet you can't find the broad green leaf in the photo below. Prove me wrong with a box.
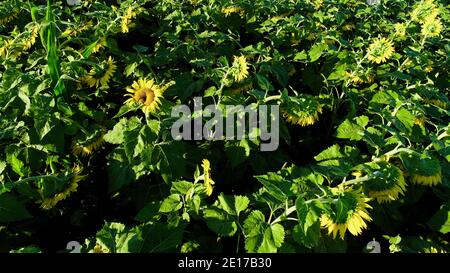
[203,207,237,237]
[243,210,285,253]
[217,194,249,216]
[427,201,450,234]
[159,194,182,213]
[0,193,33,223]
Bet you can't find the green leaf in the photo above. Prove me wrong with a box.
[427,201,450,234]
[243,210,285,253]
[103,118,128,144]
[217,194,249,216]
[0,193,33,223]
[336,118,366,141]
[95,222,135,253]
[107,149,135,194]
[258,224,285,253]
[203,207,238,237]
[135,202,160,222]
[255,172,294,201]
[225,139,251,168]
[294,50,308,61]
[159,194,183,213]
[135,222,185,252]
[308,43,328,62]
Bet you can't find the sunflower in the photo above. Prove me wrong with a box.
[232,55,249,83]
[421,18,443,37]
[367,37,395,64]
[22,24,40,51]
[221,6,244,16]
[121,6,138,33]
[345,71,364,85]
[401,154,442,187]
[231,82,253,94]
[320,188,372,239]
[394,23,406,38]
[0,39,13,58]
[72,130,105,157]
[63,20,94,36]
[40,165,87,210]
[202,159,215,196]
[84,57,117,88]
[92,37,107,53]
[411,171,442,187]
[411,0,439,24]
[423,98,448,109]
[342,24,355,31]
[362,161,407,203]
[0,7,19,25]
[124,78,169,113]
[281,95,323,126]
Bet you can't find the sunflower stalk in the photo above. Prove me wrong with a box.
[42,0,66,100]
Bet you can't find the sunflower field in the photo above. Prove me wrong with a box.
[0,0,449,254]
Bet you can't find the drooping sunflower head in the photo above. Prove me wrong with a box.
[231,80,253,94]
[0,2,19,26]
[232,55,249,83]
[21,23,40,51]
[72,128,106,157]
[361,161,407,203]
[411,0,439,24]
[394,23,407,38]
[221,6,244,17]
[367,37,395,64]
[345,71,364,85]
[92,37,107,53]
[40,165,87,210]
[320,188,372,239]
[121,6,139,33]
[63,20,94,36]
[281,94,323,126]
[0,39,14,58]
[421,17,443,37]
[125,78,169,113]
[84,57,116,88]
[400,153,442,187]
[202,159,215,196]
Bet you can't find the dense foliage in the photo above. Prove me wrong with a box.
[0,0,449,253]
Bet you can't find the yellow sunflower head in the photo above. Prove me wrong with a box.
[394,23,407,38]
[361,161,407,203]
[421,18,443,37]
[92,37,107,53]
[72,129,105,157]
[202,159,215,196]
[281,94,323,126]
[21,24,40,51]
[232,55,249,83]
[41,165,87,210]
[231,81,253,94]
[0,39,14,58]
[345,71,364,85]
[84,57,116,88]
[367,37,395,64]
[0,4,19,26]
[320,188,372,239]
[411,0,439,24]
[121,6,138,33]
[401,153,442,187]
[221,6,244,17]
[125,78,169,113]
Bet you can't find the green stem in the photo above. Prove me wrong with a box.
[15,175,60,184]
[264,95,281,103]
